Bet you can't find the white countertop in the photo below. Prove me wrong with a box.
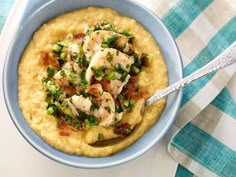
[0,0,178,176]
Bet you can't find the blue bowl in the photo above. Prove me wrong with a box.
[3,0,183,168]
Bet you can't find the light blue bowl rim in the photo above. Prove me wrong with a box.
[2,0,183,169]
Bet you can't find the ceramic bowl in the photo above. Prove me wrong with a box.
[3,0,183,168]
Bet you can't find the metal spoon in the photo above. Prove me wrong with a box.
[145,41,236,109]
[92,41,236,146]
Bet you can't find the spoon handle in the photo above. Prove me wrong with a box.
[145,41,236,108]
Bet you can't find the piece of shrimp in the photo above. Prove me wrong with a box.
[71,95,92,113]
[70,84,118,126]
[83,30,129,61]
[85,48,134,98]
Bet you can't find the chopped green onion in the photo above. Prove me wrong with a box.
[60,52,67,60]
[101,35,117,48]
[90,103,100,111]
[60,101,68,110]
[66,33,73,40]
[42,77,49,83]
[107,52,113,63]
[65,115,72,124]
[91,67,106,79]
[46,103,59,116]
[123,99,132,111]
[52,44,62,53]
[94,25,102,31]
[69,71,78,82]
[105,71,116,80]
[47,67,54,78]
[115,104,123,113]
[60,70,66,77]
[105,106,111,113]
[80,71,88,89]
[105,36,117,44]
[123,100,130,108]
[115,63,122,71]
[120,30,134,43]
[78,57,88,68]
[125,128,132,135]
[74,121,83,129]
[46,81,58,94]
[98,133,104,141]
[44,93,51,103]
[131,66,141,74]
[47,106,55,115]
[57,41,68,47]
[102,23,115,31]
[119,30,132,37]
[53,89,62,101]
[120,71,128,81]
[101,43,109,48]
[84,115,99,127]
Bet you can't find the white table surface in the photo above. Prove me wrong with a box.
[0,0,178,176]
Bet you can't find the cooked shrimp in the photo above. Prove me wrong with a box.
[53,69,81,87]
[107,75,130,98]
[71,95,92,113]
[92,87,116,126]
[69,84,118,126]
[85,48,134,98]
[83,30,129,60]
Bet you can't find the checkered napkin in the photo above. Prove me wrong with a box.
[140,0,236,176]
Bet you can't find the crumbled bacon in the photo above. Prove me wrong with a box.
[54,77,70,87]
[99,79,111,92]
[125,43,135,55]
[91,78,112,94]
[61,84,75,96]
[57,117,67,129]
[59,131,70,136]
[87,87,101,97]
[124,77,138,99]
[114,123,132,135]
[74,33,85,45]
[39,51,59,68]
[76,85,84,92]
[141,53,149,67]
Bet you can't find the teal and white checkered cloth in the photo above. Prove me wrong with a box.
[149,0,236,176]
[140,0,236,176]
[1,0,235,176]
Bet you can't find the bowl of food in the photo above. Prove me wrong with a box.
[3,0,182,168]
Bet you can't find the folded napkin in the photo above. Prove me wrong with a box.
[1,0,235,176]
[142,0,236,176]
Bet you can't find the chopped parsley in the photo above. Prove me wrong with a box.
[91,67,106,79]
[107,52,113,63]
[80,71,88,88]
[47,67,54,78]
[105,106,111,113]
[78,57,88,68]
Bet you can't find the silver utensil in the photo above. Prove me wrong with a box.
[145,41,236,109]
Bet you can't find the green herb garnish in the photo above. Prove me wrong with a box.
[47,67,54,78]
